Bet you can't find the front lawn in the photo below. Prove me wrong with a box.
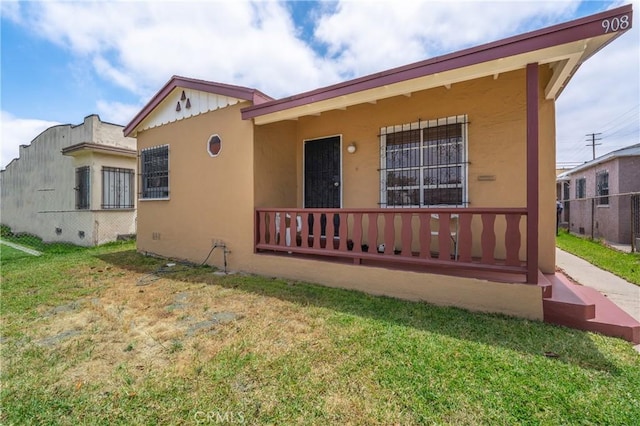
[1,243,639,424]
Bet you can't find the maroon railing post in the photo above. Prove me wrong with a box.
[312,212,322,249]
[368,212,378,254]
[505,213,522,266]
[457,213,473,262]
[419,213,431,258]
[481,214,497,264]
[268,211,276,245]
[401,212,413,256]
[300,211,310,248]
[437,213,452,261]
[326,213,335,250]
[353,212,363,253]
[383,212,395,255]
[339,213,348,251]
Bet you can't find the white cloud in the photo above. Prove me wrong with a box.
[2,0,637,168]
[0,112,61,170]
[96,101,143,129]
[556,0,640,164]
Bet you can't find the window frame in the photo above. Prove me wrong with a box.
[75,166,90,210]
[102,166,135,209]
[140,144,170,200]
[596,170,609,206]
[575,178,586,199]
[379,115,468,208]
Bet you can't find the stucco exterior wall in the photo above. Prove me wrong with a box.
[0,115,137,246]
[134,66,555,319]
[135,102,256,267]
[567,156,640,244]
[254,67,556,272]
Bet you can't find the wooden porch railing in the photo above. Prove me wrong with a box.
[255,207,529,279]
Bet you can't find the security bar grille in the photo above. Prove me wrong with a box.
[380,115,468,207]
[102,167,134,209]
[75,166,90,210]
[140,145,169,199]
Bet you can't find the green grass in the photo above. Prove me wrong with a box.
[2,243,639,425]
[0,242,36,261]
[556,228,640,286]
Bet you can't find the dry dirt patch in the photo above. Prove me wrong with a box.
[26,267,330,392]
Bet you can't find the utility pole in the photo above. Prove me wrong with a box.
[585,133,602,160]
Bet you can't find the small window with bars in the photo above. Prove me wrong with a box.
[102,167,134,209]
[75,166,90,210]
[576,178,586,199]
[380,115,468,207]
[596,171,609,205]
[140,145,169,199]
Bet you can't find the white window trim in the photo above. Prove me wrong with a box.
[380,114,468,208]
[207,134,222,157]
[140,144,170,200]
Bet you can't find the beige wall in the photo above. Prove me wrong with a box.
[136,66,556,320]
[254,66,557,272]
[136,103,256,267]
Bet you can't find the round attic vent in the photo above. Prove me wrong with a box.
[207,134,221,157]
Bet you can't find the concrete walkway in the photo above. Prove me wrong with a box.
[0,239,42,256]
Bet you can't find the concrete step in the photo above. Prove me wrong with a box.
[543,272,640,344]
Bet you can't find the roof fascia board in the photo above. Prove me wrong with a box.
[242,4,632,121]
[62,142,137,157]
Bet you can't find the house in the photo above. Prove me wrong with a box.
[125,5,638,342]
[557,143,640,247]
[0,115,137,246]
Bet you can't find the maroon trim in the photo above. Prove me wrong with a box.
[124,76,273,136]
[242,4,632,120]
[526,63,539,284]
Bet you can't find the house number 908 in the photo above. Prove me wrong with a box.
[602,15,630,33]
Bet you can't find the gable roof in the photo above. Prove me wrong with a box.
[242,4,633,125]
[557,143,640,180]
[124,76,273,137]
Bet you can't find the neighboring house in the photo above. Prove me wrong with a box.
[124,6,635,331]
[0,115,137,246]
[557,143,640,245]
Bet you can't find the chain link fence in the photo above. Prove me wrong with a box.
[559,191,640,252]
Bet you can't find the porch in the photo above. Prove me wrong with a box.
[255,207,535,284]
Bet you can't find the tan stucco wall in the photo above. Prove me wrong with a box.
[136,65,555,321]
[255,67,557,272]
[136,103,256,267]
[245,254,543,320]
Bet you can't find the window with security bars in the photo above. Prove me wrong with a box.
[380,116,467,207]
[140,145,169,199]
[102,167,134,209]
[75,166,90,210]
[576,178,586,199]
[596,171,609,205]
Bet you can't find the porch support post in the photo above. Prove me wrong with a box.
[526,63,539,284]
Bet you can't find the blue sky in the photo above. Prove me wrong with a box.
[1,0,638,169]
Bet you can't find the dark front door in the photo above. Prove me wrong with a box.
[304,136,341,208]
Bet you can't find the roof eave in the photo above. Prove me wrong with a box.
[241,4,632,124]
[124,76,272,137]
